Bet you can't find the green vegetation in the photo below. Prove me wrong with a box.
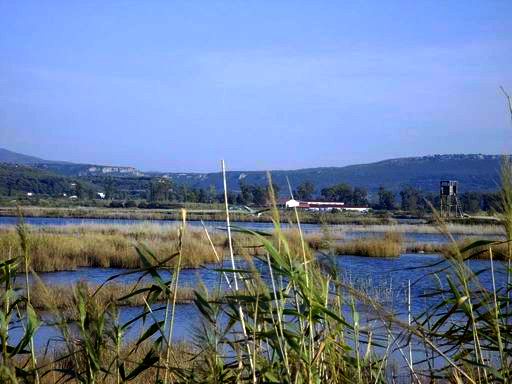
[2,147,504,194]
[0,110,510,381]
[0,221,506,273]
[29,282,198,310]
[0,224,264,271]
[330,232,403,257]
[85,154,510,193]
[320,183,368,205]
[0,205,396,224]
[1,150,508,218]
[0,152,510,382]
[0,164,96,198]
[0,193,510,382]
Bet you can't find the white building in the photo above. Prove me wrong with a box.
[284,199,369,213]
[285,199,301,208]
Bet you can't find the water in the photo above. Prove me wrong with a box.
[0,216,502,243]
[19,253,506,348]
[0,215,315,231]
[3,215,507,363]
[31,254,506,308]
[6,251,506,384]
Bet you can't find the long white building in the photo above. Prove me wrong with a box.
[285,199,369,213]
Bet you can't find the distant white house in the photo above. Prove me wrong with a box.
[97,192,106,199]
[26,192,33,197]
[285,199,369,213]
[285,199,301,208]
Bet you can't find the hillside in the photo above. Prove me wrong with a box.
[0,164,96,197]
[0,148,507,195]
[0,148,142,177]
[0,148,49,164]
[157,154,506,194]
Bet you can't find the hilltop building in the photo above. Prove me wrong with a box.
[285,199,369,213]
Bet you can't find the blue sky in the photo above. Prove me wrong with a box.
[1,1,511,172]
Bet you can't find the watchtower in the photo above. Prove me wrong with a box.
[440,180,463,218]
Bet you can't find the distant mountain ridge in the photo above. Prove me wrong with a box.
[0,148,507,194]
[155,154,506,194]
[0,148,141,177]
[0,148,50,164]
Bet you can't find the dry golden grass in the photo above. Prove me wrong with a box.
[0,224,263,271]
[0,205,393,224]
[29,282,197,311]
[1,222,502,273]
[442,238,511,260]
[404,242,445,254]
[329,223,505,235]
[331,232,403,257]
[405,239,511,260]
[31,341,194,384]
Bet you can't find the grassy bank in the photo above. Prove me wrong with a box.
[29,282,197,311]
[1,212,510,383]
[0,224,268,271]
[333,232,404,257]
[0,205,394,224]
[0,222,506,273]
[328,222,505,235]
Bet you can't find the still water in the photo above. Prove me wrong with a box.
[0,215,502,244]
[16,253,507,352]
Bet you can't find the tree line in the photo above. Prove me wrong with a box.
[1,166,502,214]
[115,179,503,214]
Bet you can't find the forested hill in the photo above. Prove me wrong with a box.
[0,148,49,164]
[0,147,507,195]
[0,164,96,197]
[157,154,506,194]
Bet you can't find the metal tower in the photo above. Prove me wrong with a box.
[440,180,463,218]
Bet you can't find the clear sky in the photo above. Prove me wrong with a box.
[1,1,511,172]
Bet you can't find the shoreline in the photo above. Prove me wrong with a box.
[0,205,399,225]
[0,205,502,226]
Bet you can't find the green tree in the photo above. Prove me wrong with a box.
[75,182,84,199]
[352,187,368,206]
[150,178,171,201]
[268,183,280,203]
[296,181,315,200]
[321,183,353,203]
[239,182,254,205]
[103,177,116,200]
[461,192,482,213]
[400,186,421,212]
[377,186,395,210]
[207,185,217,203]
[253,186,267,206]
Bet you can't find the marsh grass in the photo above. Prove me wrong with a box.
[0,225,264,271]
[331,223,505,236]
[331,232,404,257]
[0,224,320,272]
[1,199,512,382]
[28,282,197,311]
[0,155,511,382]
[31,342,194,384]
[2,222,504,275]
[0,206,394,225]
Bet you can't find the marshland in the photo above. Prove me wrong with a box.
[0,154,510,383]
[2,2,512,382]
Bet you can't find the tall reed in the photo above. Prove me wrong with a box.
[1,151,512,382]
